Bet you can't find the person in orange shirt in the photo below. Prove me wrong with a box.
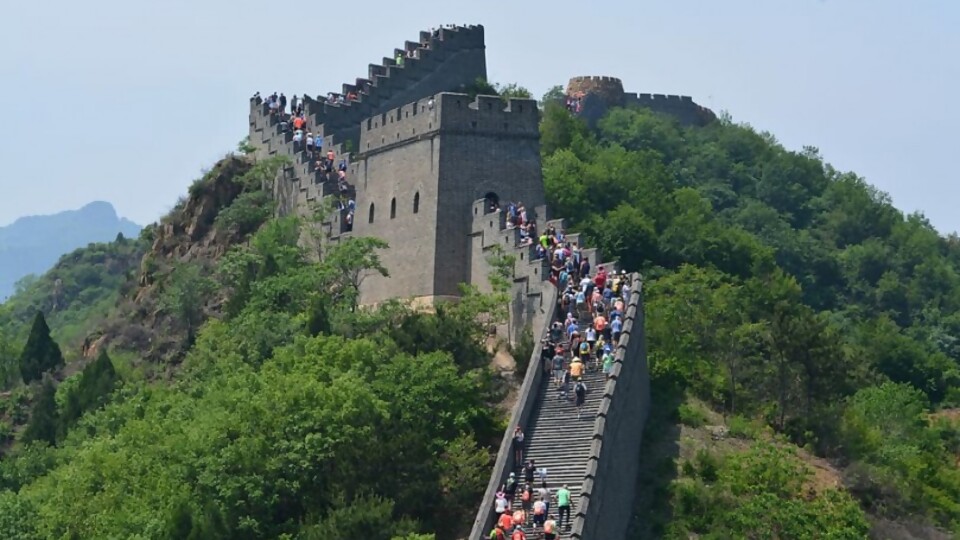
[498,510,513,531]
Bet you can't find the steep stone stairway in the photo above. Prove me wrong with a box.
[511,361,607,536]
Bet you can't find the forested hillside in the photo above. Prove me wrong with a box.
[538,98,960,537]
[0,150,508,539]
[1,87,959,539]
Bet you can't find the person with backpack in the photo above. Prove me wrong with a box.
[575,380,587,420]
[489,525,506,540]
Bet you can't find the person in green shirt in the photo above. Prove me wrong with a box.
[557,484,572,530]
[602,349,614,378]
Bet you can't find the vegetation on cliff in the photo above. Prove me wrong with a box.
[0,154,507,538]
[539,99,960,536]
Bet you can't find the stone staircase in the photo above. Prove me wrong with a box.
[509,357,608,537]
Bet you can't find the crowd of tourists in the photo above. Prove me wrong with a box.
[489,204,632,539]
[253,92,357,231]
[564,93,584,115]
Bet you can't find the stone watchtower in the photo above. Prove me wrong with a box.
[567,75,716,127]
[248,25,545,309]
[351,93,543,306]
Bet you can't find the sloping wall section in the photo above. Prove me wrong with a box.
[571,276,649,539]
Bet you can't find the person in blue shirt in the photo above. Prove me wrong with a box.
[566,321,578,338]
[611,316,623,344]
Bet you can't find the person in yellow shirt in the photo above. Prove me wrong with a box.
[570,358,584,381]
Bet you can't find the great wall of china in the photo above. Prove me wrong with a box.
[249,24,713,538]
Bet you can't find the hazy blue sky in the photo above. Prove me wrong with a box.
[2,1,957,233]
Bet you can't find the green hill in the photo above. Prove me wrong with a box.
[0,91,959,538]
[0,202,141,301]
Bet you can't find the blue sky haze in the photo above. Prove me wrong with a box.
[1,0,956,232]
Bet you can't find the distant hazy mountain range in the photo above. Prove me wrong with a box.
[0,202,141,301]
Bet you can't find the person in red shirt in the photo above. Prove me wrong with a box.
[498,511,513,531]
[594,265,607,290]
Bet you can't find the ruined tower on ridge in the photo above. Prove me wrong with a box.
[566,75,716,127]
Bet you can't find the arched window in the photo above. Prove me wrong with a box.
[368,203,375,224]
[413,192,420,214]
[390,198,397,219]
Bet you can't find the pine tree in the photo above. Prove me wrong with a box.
[22,377,58,445]
[18,312,64,384]
[59,350,118,438]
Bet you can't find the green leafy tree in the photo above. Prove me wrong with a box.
[159,262,217,342]
[21,377,58,446]
[540,84,565,107]
[18,312,63,384]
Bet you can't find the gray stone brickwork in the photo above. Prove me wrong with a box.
[570,278,649,540]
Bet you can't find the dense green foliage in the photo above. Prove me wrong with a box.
[538,100,960,533]
[58,350,118,437]
[0,234,145,369]
[0,207,500,538]
[17,314,63,385]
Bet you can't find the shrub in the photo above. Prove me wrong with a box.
[678,402,708,428]
[214,191,273,238]
[727,415,762,439]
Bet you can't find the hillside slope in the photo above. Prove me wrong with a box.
[0,202,141,300]
[539,99,960,537]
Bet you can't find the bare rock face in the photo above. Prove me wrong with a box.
[94,155,255,364]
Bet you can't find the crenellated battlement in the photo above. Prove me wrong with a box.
[249,24,487,155]
[357,93,539,154]
[567,75,715,127]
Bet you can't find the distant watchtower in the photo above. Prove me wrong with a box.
[566,75,716,127]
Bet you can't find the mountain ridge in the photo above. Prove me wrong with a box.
[0,201,141,300]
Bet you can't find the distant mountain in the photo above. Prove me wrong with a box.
[0,202,141,301]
